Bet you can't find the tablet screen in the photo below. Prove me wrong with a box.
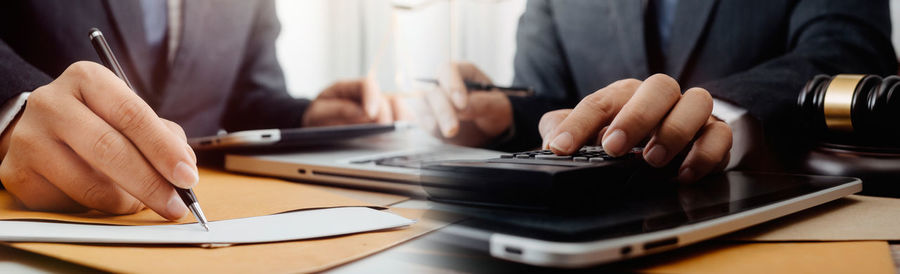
[451,172,857,242]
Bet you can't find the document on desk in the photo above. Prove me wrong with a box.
[0,207,413,245]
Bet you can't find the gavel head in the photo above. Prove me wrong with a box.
[797,74,900,145]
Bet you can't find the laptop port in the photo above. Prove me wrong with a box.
[504,246,523,255]
[297,168,307,174]
[620,246,632,255]
[643,237,678,251]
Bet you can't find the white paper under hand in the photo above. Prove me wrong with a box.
[0,207,413,245]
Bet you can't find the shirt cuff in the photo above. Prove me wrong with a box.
[0,92,30,135]
[711,98,761,170]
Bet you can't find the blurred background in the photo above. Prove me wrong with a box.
[276,0,900,99]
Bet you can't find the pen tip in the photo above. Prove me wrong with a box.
[202,223,210,232]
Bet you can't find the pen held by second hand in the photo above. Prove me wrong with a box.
[415,78,534,97]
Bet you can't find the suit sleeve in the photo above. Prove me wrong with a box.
[221,0,310,131]
[497,0,579,151]
[0,39,53,188]
[0,40,52,106]
[700,0,897,152]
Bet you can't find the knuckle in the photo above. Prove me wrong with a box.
[539,110,567,134]
[647,74,681,98]
[712,120,732,133]
[0,170,49,211]
[145,130,172,157]
[66,61,103,79]
[26,87,55,112]
[580,92,614,118]
[79,179,138,214]
[686,87,712,101]
[711,122,734,144]
[0,163,25,189]
[612,78,642,89]
[137,172,168,201]
[625,109,655,128]
[685,88,714,110]
[92,130,129,165]
[10,129,38,150]
[112,98,151,132]
[693,147,721,166]
[81,181,115,211]
[662,121,697,142]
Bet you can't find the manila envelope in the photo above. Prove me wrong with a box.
[0,169,452,273]
[0,169,378,225]
[626,241,895,274]
[729,195,900,241]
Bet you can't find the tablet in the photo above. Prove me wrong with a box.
[188,123,398,151]
[431,171,861,268]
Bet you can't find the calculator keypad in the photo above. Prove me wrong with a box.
[499,146,642,163]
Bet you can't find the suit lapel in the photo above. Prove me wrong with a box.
[609,0,649,78]
[667,0,717,79]
[103,0,156,102]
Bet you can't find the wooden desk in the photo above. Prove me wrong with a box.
[1,187,898,273]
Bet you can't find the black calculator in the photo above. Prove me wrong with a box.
[420,146,677,210]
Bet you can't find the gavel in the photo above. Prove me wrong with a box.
[797,74,900,144]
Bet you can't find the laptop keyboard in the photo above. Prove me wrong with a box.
[350,152,438,168]
[352,146,643,169]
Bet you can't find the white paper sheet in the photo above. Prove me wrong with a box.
[0,207,414,245]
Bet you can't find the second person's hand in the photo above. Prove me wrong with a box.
[423,62,513,147]
[538,74,732,183]
[302,76,400,127]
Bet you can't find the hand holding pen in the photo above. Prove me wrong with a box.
[89,28,209,231]
[0,29,206,228]
[412,62,532,147]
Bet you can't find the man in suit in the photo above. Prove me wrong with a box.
[0,1,395,219]
[425,0,897,182]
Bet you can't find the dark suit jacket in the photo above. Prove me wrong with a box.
[0,0,308,137]
[501,0,897,153]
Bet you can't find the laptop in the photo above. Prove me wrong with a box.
[188,123,399,151]
[426,171,861,268]
[223,128,500,196]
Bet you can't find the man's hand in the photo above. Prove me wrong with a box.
[422,62,513,147]
[302,77,400,127]
[539,74,732,183]
[0,61,198,220]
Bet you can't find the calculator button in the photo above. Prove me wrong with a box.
[589,157,606,163]
[535,155,573,160]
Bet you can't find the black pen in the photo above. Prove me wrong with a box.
[89,28,210,232]
[416,78,535,97]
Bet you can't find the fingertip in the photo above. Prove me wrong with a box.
[601,129,628,156]
[442,122,459,138]
[677,167,695,183]
[549,132,574,155]
[644,144,668,168]
[172,161,199,189]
